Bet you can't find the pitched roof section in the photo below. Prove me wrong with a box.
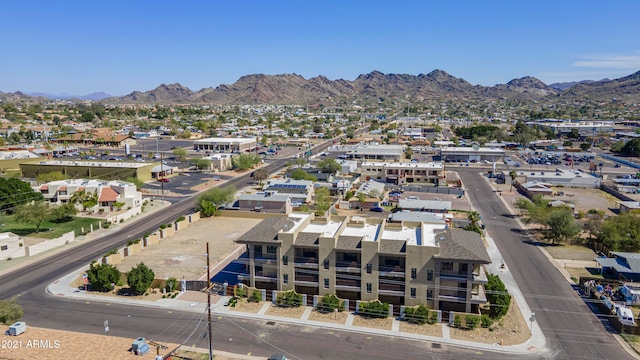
[336,236,362,250]
[436,228,490,263]
[235,216,295,244]
[379,239,406,254]
[295,232,320,247]
[98,187,120,202]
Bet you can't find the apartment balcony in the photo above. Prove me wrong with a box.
[294,256,318,269]
[472,266,488,284]
[378,283,405,296]
[335,278,361,292]
[294,274,319,287]
[439,271,468,281]
[255,271,277,283]
[437,290,468,303]
[378,266,406,278]
[335,260,361,273]
[470,285,487,304]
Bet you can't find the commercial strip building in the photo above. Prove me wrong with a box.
[20,160,158,182]
[510,168,601,188]
[345,144,405,162]
[360,161,445,185]
[441,147,504,163]
[235,213,491,312]
[193,137,257,153]
[529,120,617,137]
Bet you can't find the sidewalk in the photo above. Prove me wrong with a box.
[47,256,547,357]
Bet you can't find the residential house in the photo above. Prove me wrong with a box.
[264,179,315,204]
[597,252,640,282]
[236,191,293,214]
[397,199,452,214]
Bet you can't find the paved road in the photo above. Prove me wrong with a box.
[457,169,633,360]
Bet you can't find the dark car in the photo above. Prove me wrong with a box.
[370,206,384,212]
[268,355,287,360]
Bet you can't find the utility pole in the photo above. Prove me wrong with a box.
[160,153,165,204]
[206,242,213,360]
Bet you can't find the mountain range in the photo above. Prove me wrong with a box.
[3,69,639,105]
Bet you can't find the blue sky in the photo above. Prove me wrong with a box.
[2,0,639,96]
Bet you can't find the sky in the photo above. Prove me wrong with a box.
[2,0,640,96]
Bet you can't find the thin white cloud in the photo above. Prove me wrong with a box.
[573,53,640,69]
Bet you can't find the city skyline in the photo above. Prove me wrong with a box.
[2,0,639,96]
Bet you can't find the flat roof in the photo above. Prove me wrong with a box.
[282,213,310,233]
[341,219,379,242]
[0,150,40,160]
[380,225,418,245]
[304,218,343,238]
[348,144,404,155]
[422,223,448,247]
[29,160,149,168]
[441,147,504,153]
[361,161,443,169]
[194,137,256,144]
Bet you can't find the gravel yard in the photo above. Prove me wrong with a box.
[398,322,443,337]
[544,244,597,261]
[229,299,264,313]
[306,310,349,324]
[351,315,393,331]
[117,217,261,280]
[265,304,307,318]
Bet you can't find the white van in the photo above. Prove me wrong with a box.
[616,305,636,326]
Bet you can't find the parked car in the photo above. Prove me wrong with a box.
[212,176,220,181]
[370,206,384,212]
[158,178,170,183]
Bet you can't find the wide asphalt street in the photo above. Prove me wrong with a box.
[457,168,633,360]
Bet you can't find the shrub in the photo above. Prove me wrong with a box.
[358,300,389,318]
[481,314,493,328]
[126,262,155,296]
[0,299,24,325]
[429,311,438,324]
[104,248,118,257]
[465,314,481,329]
[453,314,462,328]
[276,290,302,307]
[175,216,186,223]
[317,294,342,312]
[103,222,111,228]
[126,238,141,246]
[248,289,261,303]
[235,286,246,298]
[166,277,179,292]
[486,273,511,319]
[159,224,167,229]
[404,304,429,324]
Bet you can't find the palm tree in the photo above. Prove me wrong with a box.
[509,170,517,192]
[467,211,480,228]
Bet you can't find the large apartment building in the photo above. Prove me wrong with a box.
[235,213,490,313]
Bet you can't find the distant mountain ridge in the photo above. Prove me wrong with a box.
[3,69,640,104]
[25,91,112,101]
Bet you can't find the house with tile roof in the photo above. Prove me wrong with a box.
[234,213,491,312]
[37,179,142,221]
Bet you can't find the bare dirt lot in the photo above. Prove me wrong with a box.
[544,244,598,261]
[117,217,261,280]
[502,186,619,216]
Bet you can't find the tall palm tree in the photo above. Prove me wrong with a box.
[467,211,481,228]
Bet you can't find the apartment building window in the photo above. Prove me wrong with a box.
[366,283,372,293]
[267,246,277,254]
[0,245,7,251]
[411,268,417,279]
[324,259,330,269]
[324,278,329,288]
[282,255,288,265]
[427,289,433,300]
[441,262,453,271]
[283,274,289,284]
[427,270,433,281]
[366,263,372,274]
[410,288,416,298]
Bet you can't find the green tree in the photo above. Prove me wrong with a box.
[485,274,510,319]
[0,298,23,325]
[597,212,640,252]
[0,177,44,212]
[194,158,211,170]
[357,192,367,209]
[620,138,640,156]
[197,186,236,217]
[126,262,155,295]
[232,153,261,171]
[317,158,341,174]
[290,168,317,181]
[543,207,580,244]
[14,201,53,232]
[125,177,145,191]
[314,187,331,216]
[509,170,517,192]
[580,142,592,151]
[87,262,121,292]
[173,148,188,163]
[49,202,77,223]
